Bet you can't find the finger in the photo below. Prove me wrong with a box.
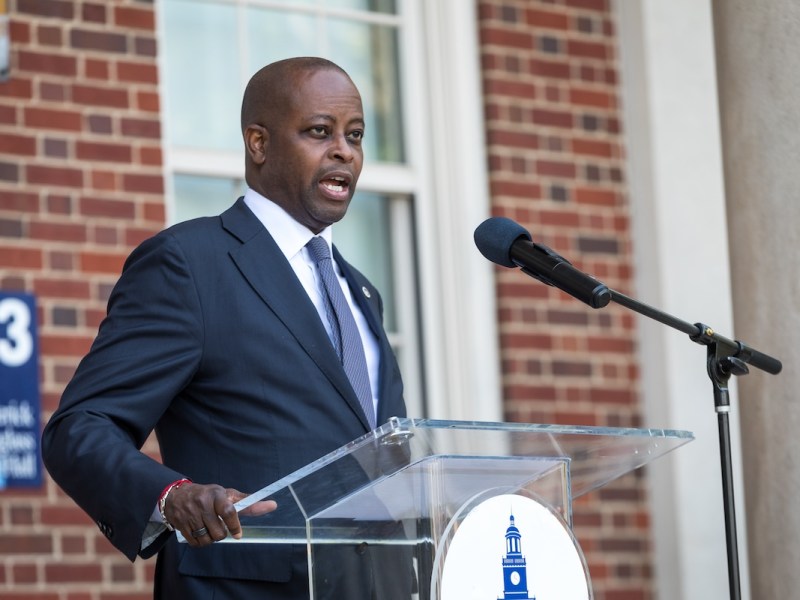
[181,522,208,547]
[227,488,278,516]
[201,511,228,542]
[225,488,249,504]
[189,523,211,543]
[201,485,242,542]
[216,495,243,540]
[241,499,278,517]
[221,490,278,539]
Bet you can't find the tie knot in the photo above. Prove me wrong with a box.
[306,236,332,264]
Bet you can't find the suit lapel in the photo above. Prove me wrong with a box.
[334,245,398,423]
[333,246,384,340]
[221,199,372,430]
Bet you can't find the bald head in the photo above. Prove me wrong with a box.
[241,57,352,135]
[240,57,365,232]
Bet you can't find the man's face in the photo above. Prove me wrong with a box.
[258,69,365,233]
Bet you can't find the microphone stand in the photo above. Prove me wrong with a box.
[475,215,782,597]
[607,288,782,600]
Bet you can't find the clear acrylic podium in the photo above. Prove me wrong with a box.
[230,417,693,599]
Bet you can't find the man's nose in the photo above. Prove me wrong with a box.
[329,133,355,162]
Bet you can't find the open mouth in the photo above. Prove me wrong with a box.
[320,175,349,193]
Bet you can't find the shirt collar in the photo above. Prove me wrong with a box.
[243,188,333,261]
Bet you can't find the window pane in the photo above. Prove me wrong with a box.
[245,7,317,75]
[327,20,404,163]
[172,174,243,223]
[332,193,396,331]
[163,0,241,152]
[324,0,397,13]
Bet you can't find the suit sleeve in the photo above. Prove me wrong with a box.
[41,231,204,561]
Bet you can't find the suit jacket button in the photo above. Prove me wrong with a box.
[96,520,113,538]
[355,542,368,555]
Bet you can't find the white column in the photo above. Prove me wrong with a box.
[615,1,749,598]
[712,1,800,597]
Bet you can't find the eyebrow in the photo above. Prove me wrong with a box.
[307,113,365,126]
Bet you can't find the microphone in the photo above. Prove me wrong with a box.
[474,217,611,309]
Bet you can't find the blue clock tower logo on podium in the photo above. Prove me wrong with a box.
[499,512,536,600]
[437,493,590,600]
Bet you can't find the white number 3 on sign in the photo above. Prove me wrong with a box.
[0,298,33,367]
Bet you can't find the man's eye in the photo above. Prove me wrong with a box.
[348,130,364,142]
[310,126,328,136]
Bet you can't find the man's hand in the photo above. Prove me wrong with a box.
[164,483,277,547]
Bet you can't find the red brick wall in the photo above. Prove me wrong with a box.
[477,1,651,598]
[1,0,162,597]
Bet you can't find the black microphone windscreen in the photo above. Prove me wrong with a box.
[474,217,531,268]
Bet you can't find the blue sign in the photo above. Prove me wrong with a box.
[0,291,41,488]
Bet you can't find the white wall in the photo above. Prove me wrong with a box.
[615,1,749,598]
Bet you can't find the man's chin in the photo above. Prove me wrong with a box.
[301,205,350,234]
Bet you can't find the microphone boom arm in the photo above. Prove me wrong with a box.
[608,288,781,375]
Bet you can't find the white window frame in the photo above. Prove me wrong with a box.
[402,0,501,422]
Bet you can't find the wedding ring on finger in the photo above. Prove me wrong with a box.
[191,526,208,538]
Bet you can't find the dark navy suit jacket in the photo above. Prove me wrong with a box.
[42,198,408,599]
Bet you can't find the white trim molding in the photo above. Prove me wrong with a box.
[406,0,502,422]
[615,0,750,598]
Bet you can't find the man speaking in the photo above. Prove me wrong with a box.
[42,57,410,599]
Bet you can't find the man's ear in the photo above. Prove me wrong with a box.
[244,124,268,165]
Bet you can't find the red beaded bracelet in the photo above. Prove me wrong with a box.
[158,478,191,531]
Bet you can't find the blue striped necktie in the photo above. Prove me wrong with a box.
[306,236,376,429]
